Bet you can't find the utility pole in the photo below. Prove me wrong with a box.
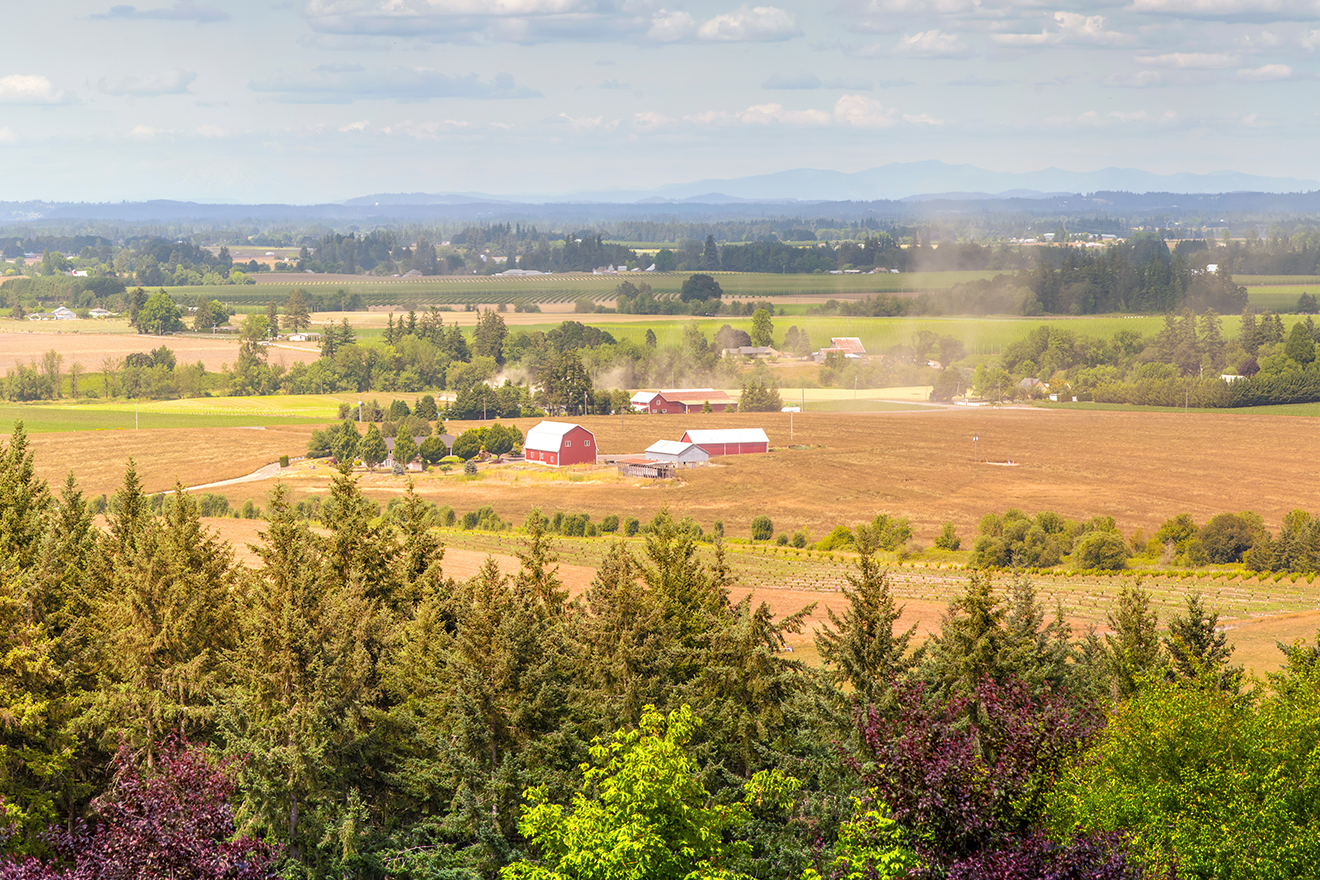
[973,433,978,462]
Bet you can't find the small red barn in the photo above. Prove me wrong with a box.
[680,428,769,456]
[524,420,597,467]
[630,388,735,414]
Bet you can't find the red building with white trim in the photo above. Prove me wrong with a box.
[524,421,597,466]
[630,389,735,414]
[680,428,769,456]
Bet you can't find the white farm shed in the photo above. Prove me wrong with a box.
[644,440,709,467]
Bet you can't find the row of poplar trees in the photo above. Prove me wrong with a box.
[0,420,1303,879]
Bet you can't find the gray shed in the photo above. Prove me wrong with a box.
[644,440,710,467]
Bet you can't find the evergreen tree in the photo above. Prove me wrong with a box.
[87,486,238,752]
[814,524,915,709]
[285,288,310,331]
[918,573,1008,698]
[1103,581,1164,697]
[1164,592,1242,691]
[473,309,509,365]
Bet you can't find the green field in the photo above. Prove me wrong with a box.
[1244,284,1319,312]
[1237,275,1320,286]
[0,395,357,433]
[160,270,1003,308]
[1037,400,1320,417]
[503,314,1173,355]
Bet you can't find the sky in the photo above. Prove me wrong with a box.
[1,0,1316,203]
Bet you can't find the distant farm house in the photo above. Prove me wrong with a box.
[630,388,735,414]
[814,337,866,363]
[680,428,769,456]
[524,420,597,467]
[383,436,429,471]
[723,346,778,359]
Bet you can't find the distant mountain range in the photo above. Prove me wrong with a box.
[5,162,1320,226]
[350,161,1320,206]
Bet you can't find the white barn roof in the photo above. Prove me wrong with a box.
[525,420,590,448]
[646,440,706,458]
[682,428,768,445]
[631,391,660,405]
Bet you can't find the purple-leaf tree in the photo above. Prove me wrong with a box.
[0,737,280,880]
[856,676,1104,869]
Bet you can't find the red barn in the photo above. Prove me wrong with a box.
[680,428,769,456]
[524,420,597,467]
[630,389,735,414]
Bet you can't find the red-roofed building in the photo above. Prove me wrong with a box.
[629,388,735,414]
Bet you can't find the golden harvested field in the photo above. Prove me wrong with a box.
[0,326,318,373]
[26,424,318,496]
[205,407,1319,544]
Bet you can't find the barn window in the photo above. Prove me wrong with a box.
[584,439,591,446]
[564,441,571,447]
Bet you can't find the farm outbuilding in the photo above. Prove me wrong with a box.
[630,389,735,414]
[680,428,769,456]
[616,456,676,479]
[644,440,709,467]
[524,421,597,467]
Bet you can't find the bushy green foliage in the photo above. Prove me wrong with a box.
[750,515,774,541]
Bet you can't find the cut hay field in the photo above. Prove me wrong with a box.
[179,407,1320,546]
[0,324,318,373]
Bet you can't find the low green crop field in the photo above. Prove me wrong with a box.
[0,394,364,433]
[1245,284,1320,312]
[511,314,1171,355]
[1238,275,1320,286]
[160,270,1003,308]
[1037,400,1320,417]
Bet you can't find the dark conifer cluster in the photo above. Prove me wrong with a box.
[1,424,1319,879]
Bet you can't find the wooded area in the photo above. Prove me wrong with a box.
[1,423,1318,879]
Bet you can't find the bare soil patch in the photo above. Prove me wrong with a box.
[0,328,318,373]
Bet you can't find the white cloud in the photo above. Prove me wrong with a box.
[696,5,800,41]
[90,1,229,23]
[339,120,371,132]
[557,113,619,130]
[1303,28,1320,47]
[1045,109,1182,127]
[1237,62,1292,79]
[0,74,69,105]
[130,124,163,136]
[632,110,675,130]
[98,68,197,96]
[195,124,226,137]
[250,68,541,102]
[376,119,474,138]
[762,72,874,89]
[1135,51,1238,67]
[646,9,696,41]
[994,13,1133,47]
[303,0,650,43]
[845,0,982,19]
[832,94,899,127]
[1129,0,1320,21]
[0,127,15,143]
[632,95,937,131]
[893,30,970,56]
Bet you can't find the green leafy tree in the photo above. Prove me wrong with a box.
[134,291,183,336]
[750,515,773,541]
[1285,320,1316,364]
[750,308,773,347]
[419,434,448,465]
[473,308,509,365]
[679,274,722,303]
[359,424,388,469]
[502,704,757,880]
[739,379,782,412]
[285,288,311,331]
[392,431,418,468]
